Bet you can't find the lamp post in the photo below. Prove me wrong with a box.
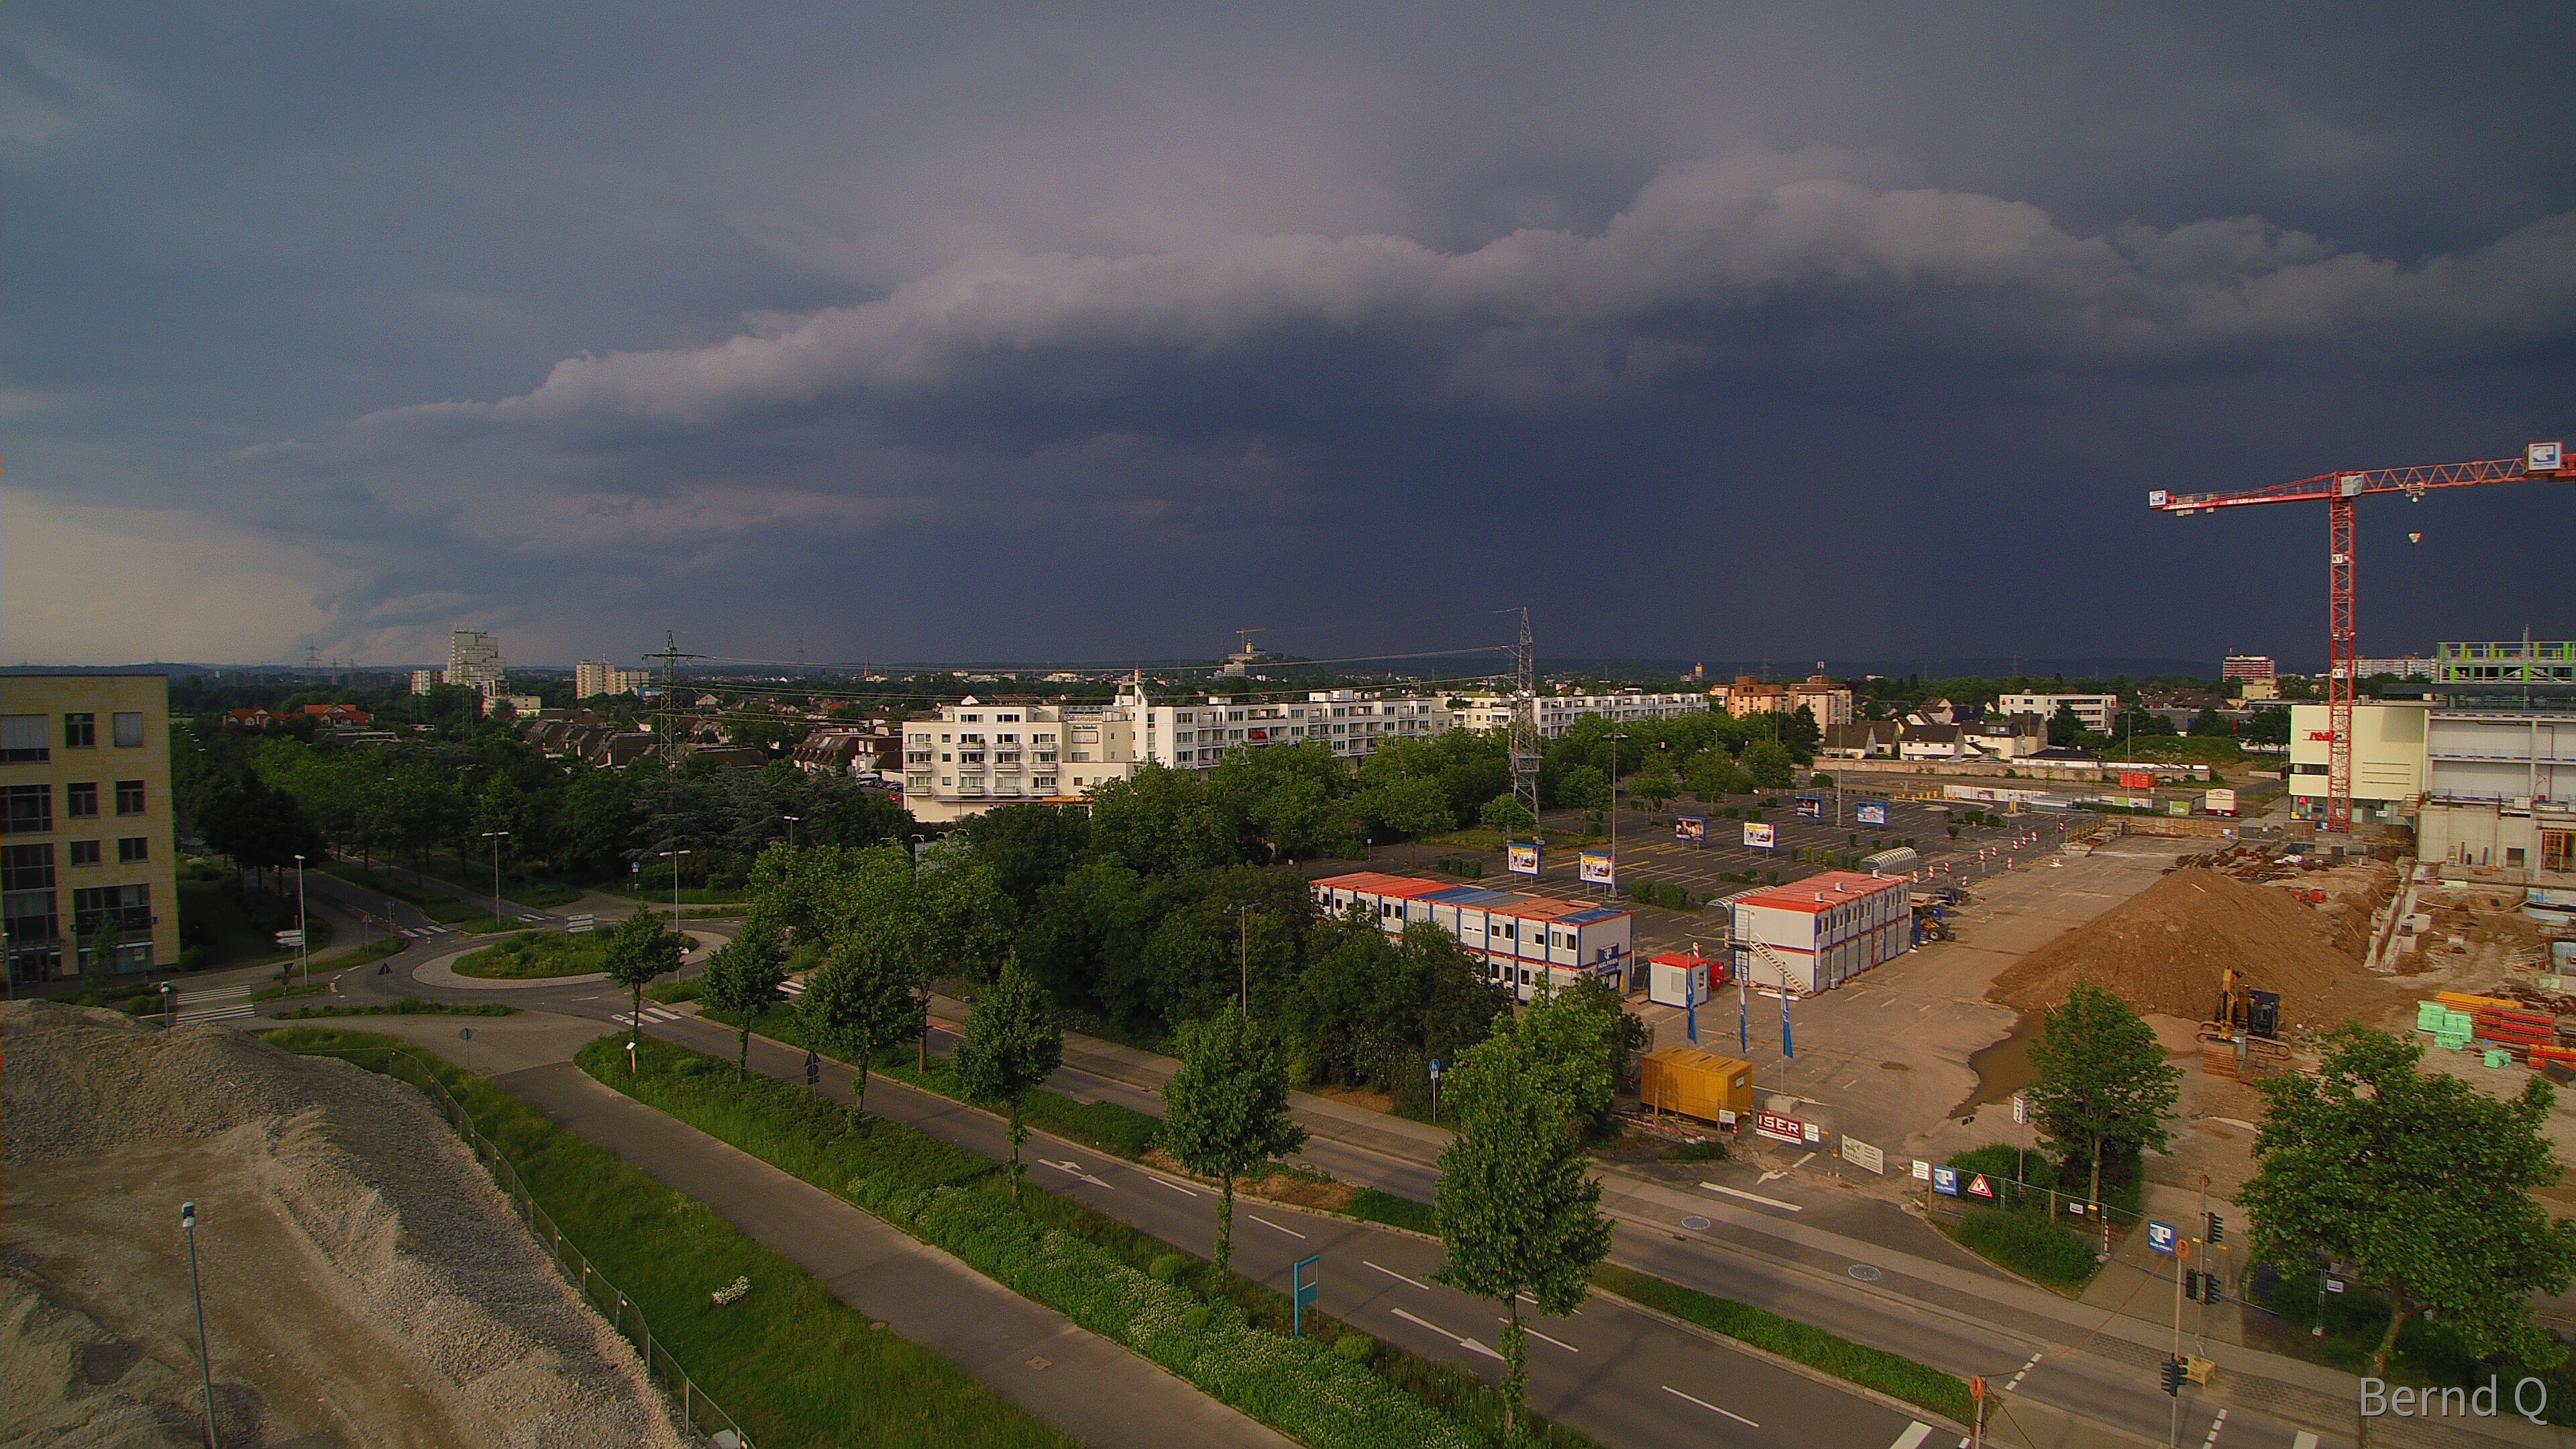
[908,832,930,879]
[293,854,308,986]
[479,831,508,934]
[1606,729,1630,898]
[657,849,690,919]
[1228,904,1258,1013]
[181,1201,219,1448]
[782,814,800,851]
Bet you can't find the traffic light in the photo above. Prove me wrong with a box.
[2206,1213,2224,1245]
[2184,1269,2204,1301]
[2161,1356,2186,1396]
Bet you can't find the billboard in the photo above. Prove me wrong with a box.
[1856,800,1890,828]
[1505,841,1542,877]
[1578,851,1614,886]
[1755,1111,1807,1146]
[1794,795,1825,820]
[1674,815,1708,845]
[1743,822,1776,849]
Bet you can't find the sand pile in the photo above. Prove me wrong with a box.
[2,1002,689,1449]
[1989,867,2397,1030]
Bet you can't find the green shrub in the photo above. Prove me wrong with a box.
[1949,1210,2099,1289]
[645,975,706,1004]
[1150,1252,1187,1284]
[1336,1332,1378,1364]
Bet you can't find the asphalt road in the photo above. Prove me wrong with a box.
[292,892,2375,1449]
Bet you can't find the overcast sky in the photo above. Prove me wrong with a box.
[7,4,2572,672]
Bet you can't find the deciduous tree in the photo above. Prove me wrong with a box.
[799,925,926,1119]
[1434,1033,1611,1435]
[2025,983,2181,1214]
[1159,1007,1308,1278]
[600,904,686,1071]
[2243,1026,2576,1373]
[951,959,1065,1203]
[697,921,787,1081]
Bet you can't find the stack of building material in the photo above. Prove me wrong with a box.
[2470,1005,2557,1061]
[2416,1000,2450,1032]
[2436,1011,2476,1052]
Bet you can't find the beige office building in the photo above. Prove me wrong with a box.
[1,674,180,982]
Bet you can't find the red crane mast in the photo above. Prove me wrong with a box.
[2148,440,2570,833]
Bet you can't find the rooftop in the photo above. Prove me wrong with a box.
[1731,870,1909,914]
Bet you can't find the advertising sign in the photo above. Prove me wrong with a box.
[1578,851,1614,886]
[1911,1159,1932,1182]
[2011,1093,2028,1126]
[1841,1137,1884,1174]
[1675,815,1708,845]
[1755,1111,1807,1146]
[2531,441,2563,473]
[1506,841,1541,877]
[1795,795,1825,820]
[1932,1165,1961,1196]
[1743,822,1777,849]
[1856,800,1890,828]
[2147,1220,2178,1256]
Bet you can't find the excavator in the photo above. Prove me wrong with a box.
[2208,967,2282,1040]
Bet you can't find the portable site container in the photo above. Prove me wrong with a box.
[1647,951,1715,1008]
[1728,870,1914,994]
[1309,871,1633,1002]
[1639,1048,1754,1126]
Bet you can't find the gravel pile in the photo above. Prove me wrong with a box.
[3,1002,692,1448]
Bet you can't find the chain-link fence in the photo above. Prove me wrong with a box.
[316,1048,755,1448]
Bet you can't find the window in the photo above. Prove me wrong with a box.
[69,840,101,866]
[64,713,95,749]
[71,882,151,932]
[2,885,56,947]
[112,712,145,748]
[118,837,149,864]
[115,781,146,816]
[3,786,50,835]
[1,843,53,891]
[1,715,47,763]
[66,783,98,818]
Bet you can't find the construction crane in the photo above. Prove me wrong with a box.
[2149,439,2571,832]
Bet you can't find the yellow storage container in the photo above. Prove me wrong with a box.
[1639,1049,1755,1126]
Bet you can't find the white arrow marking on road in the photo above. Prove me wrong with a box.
[2290,1434,2318,1449]
[1392,1308,1504,1362]
[1365,1260,1431,1291]
[1513,1291,1575,1314]
[1700,1182,1803,1212]
[1041,1160,1112,1188]
[1886,1424,1932,1449]
[1246,1214,1305,1239]
[1500,1319,1578,1352]
[1662,1385,1758,1428]
[1148,1176,1199,1197]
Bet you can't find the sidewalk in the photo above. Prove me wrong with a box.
[498,1059,1296,1449]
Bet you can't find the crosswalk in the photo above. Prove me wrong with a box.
[780,977,806,998]
[173,983,256,1027]
[637,1005,683,1024]
[395,924,458,940]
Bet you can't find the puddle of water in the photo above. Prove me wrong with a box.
[1950,1011,2043,1119]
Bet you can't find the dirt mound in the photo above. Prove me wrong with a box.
[2,1002,688,1449]
[1988,867,2396,1030]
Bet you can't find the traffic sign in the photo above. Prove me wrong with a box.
[1966,1173,1995,1199]
[565,914,596,935]
[2011,1093,2028,1126]
[2147,1220,2178,1255]
[274,930,305,947]
[1291,1253,1322,1338]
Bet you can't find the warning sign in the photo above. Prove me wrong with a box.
[1967,1174,1995,1199]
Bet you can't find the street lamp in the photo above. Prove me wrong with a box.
[908,832,930,879]
[181,1201,219,1448]
[293,854,309,986]
[479,831,508,934]
[782,814,800,851]
[1605,730,1630,898]
[657,849,690,918]
[1228,904,1259,1013]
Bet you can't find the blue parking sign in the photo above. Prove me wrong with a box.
[1932,1165,1960,1197]
[2147,1220,2178,1255]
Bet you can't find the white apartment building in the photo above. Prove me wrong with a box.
[576,660,651,698]
[904,686,1452,822]
[409,668,443,695]
[447,630,507,696]
[1453,690,1707,739]
[1998,692,2118,734]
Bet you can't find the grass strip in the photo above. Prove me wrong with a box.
[256,1026,1078,1449]
[1591,1262,1973,1424]
[273,995,516,1020]
[455,930,606,979]
[588,1033,1601,1449]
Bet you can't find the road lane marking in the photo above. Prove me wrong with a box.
[2004,1350,2041,1391]
[1040,1159,1112,1188]
[1662,1384,1758,1428]
[1392,1308,1503,1361]
[1247,1214,1305,1239]
[1148,1177,1199,1197]
[1700,1182,1803,1212]
[2290,1434,2318,1449]
[1887,1424,1933,1449]
[2200,1407,2226,1448]
[1366,1260,1432,1291]
[1512,1291,1574,1314]
[1501,1320,1578,1352]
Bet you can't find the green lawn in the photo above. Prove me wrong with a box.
[256,1026,1079,1449]
[453,931,607,979]
[272,996,517,1020]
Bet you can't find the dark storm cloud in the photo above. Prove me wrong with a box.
[7,3,2573,666]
